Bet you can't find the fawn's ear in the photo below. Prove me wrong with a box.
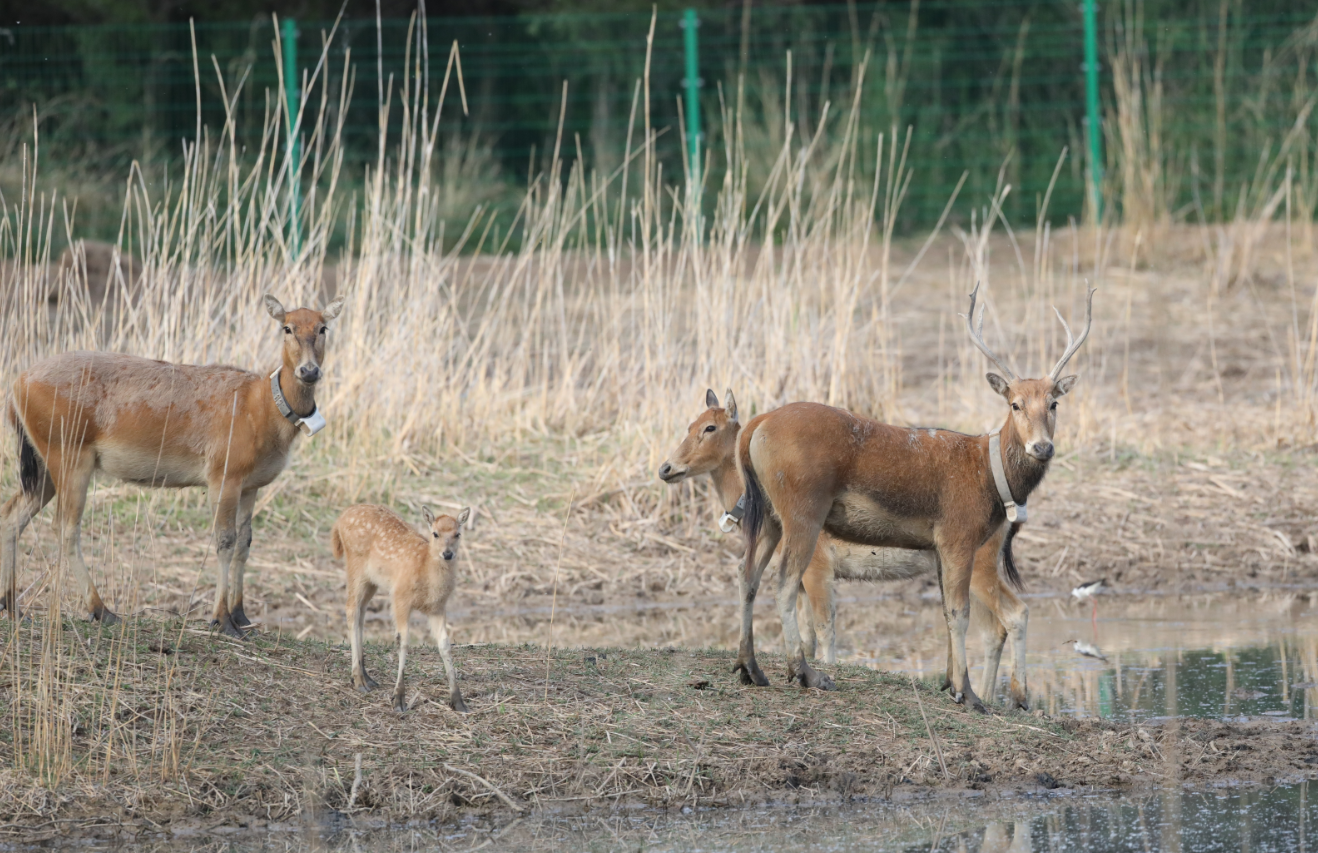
[724,389,738,422]
[457,507,471,527]
[421,505,435,527]
[705,388,719,409]
[986,372,1012,399]
[264,295,287,323]
[321,297,345,322]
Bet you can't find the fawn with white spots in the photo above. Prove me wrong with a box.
[331,504,471,712]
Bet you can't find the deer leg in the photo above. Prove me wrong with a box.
[208,480,244,639]
[392,607,411,712]
[1000,586,1030,711]
[228,490,258,628]
[53,450,117,625]
[796,583,817,661]
[801,552,838,665]
[970,541,1007,704]
[733,520,780,688]
[429,613,468,713]
[935,537,985,713]
[349,577,378,692]
[776,529,834,691]
[0,476,55,617]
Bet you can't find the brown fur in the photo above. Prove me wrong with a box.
[332,503,471,713]
[659,390,1028,705]
[734,288,1092,710]
[0,295,344,636]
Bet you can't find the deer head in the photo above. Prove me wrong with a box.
[658,388,740,483]
[265,295,345,386]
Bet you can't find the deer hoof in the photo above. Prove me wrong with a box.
[354,674,379,693]
[734,660,769,687]
[800,669,836,691]
[392,693,408,713]
[211,616,246,639]
[230,604,252,628]
[450,692,470,714]
[94,607,121,627]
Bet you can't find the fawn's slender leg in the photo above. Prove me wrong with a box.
[429,613,468,713]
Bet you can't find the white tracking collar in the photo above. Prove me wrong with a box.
[989,432,1026,523]
[270,368,327,437]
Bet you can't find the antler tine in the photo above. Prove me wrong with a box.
[1048,286,1097,380]
[962,283,1018,381]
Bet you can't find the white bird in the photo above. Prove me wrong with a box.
[1065,639,1108,662]
[1070,578,1107,602]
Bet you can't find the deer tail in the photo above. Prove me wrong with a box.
[1001,521,1024,591]
[330,524,344,560]
[9,406,44,497]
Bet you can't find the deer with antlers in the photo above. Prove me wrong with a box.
[0,295,344,637]
[659,389,1029,706]
[734,285,1094,710]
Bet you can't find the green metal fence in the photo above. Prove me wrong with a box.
[2,1,1317,235]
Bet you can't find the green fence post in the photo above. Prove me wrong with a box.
[282,17,301,256]
[681,9,702,190]
[1083,0,1103,223]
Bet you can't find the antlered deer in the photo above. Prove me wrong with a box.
[735,285,1093,710]
[659,389,1029,706]
[332,504,472,713]
[0,295,344,636]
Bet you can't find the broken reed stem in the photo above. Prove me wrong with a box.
[911,674,949,780]
[544,486,575,703]
[443,762,525,812]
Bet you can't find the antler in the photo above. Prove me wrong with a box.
[1048,286,1096,380]
[962,283,1018,381]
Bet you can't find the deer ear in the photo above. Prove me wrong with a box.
[321,298,345,321]
[986,373,1011,398]
[1054,375,1079,397]
[724,389,738,422]
[457,507,471,527]
[421,505,435,527]
[705,388,719,409]
[264,295,287,323]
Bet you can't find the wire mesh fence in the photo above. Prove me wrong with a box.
[1,1,1316,236]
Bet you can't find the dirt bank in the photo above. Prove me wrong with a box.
[2,621,1316,842]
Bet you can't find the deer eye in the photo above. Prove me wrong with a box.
[433,532,439,538]
[1011,403,1020,412]
[283,326,292,334]
[703,424,716,433]
[1050,401,1058,411]
[318,326,326,335]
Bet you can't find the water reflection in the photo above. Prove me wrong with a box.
[69,782,1318,852]
[848,592,1318,722]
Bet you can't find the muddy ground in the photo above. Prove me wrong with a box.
[2,623,1316,843]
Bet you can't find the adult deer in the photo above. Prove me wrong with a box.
[735,285,1093,710]
[1,295,344,637]
[659,389,1029,706]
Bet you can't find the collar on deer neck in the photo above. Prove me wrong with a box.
[270,368,326,437]
[989,431,1026,523]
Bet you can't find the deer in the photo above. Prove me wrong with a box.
[658,389,1029,707]
[734,284,1094,711]
[332,503,472,713]
[0,295,344,637]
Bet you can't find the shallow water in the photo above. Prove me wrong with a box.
[64,782,1318,851]
[848,591,1318,722]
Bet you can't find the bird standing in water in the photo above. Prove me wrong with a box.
[1071,578,1107,632]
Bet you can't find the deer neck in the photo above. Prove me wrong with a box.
[996,416,1050,507]
[710,455,744,514]
[274,361,317,419]
[707,422,745,513]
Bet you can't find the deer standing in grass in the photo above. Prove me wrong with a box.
[735,285,1094,710]
[0,295,344,636]
[659,389,1029,706]
[333,504,471,713]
